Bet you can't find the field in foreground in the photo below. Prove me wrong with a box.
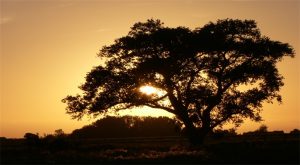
[1,134,299,164]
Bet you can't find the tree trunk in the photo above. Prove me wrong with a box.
[170,98,211,146]
[175,109,210,146]
[185,126,209,146]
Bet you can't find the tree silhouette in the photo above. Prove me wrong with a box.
[256,124,268,133]
[63,19,294,145]
[24,133,40,146]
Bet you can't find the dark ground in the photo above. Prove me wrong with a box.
[0,134,299,164]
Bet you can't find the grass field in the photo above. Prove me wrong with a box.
[1,134,299,164]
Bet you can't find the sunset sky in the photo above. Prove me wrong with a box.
[1,0,299,138]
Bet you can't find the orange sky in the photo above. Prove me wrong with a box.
[1,0,299,138]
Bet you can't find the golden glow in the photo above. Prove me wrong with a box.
[139,85,159,95]
[1,0,299,138]
[118,107,174,118]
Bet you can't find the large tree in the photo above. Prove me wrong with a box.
[63,19,294,145]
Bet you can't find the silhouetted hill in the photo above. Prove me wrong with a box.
[70,116,181,138]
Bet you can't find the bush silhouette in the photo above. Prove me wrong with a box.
[70,116,180,138]
[24,132,40,147]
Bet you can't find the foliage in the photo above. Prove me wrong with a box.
[24,132,39,139]
[24,132,40,146]
[255,124,268,133]
[290,129,300,135]
[63,19,294,144]
[54,129,66,137]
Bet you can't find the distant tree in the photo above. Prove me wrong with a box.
[290,129,300,135]
[41,129,68,151]
[24,132,40,146]
[54,129,66,137]
[256,124,268,133]
[24,132,39,140]
[63,19,294,145]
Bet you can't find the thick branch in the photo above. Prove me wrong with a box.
[185,70,200,107]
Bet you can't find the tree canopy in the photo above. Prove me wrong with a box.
[63,19,294,144]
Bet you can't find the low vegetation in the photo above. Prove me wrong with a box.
[1,116,299,164]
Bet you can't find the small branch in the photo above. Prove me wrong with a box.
[150,94,168,102]
[144,103,175,115]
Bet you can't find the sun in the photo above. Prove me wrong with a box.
[139,85,159,95]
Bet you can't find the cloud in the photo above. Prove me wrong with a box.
[0,17,13,25]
